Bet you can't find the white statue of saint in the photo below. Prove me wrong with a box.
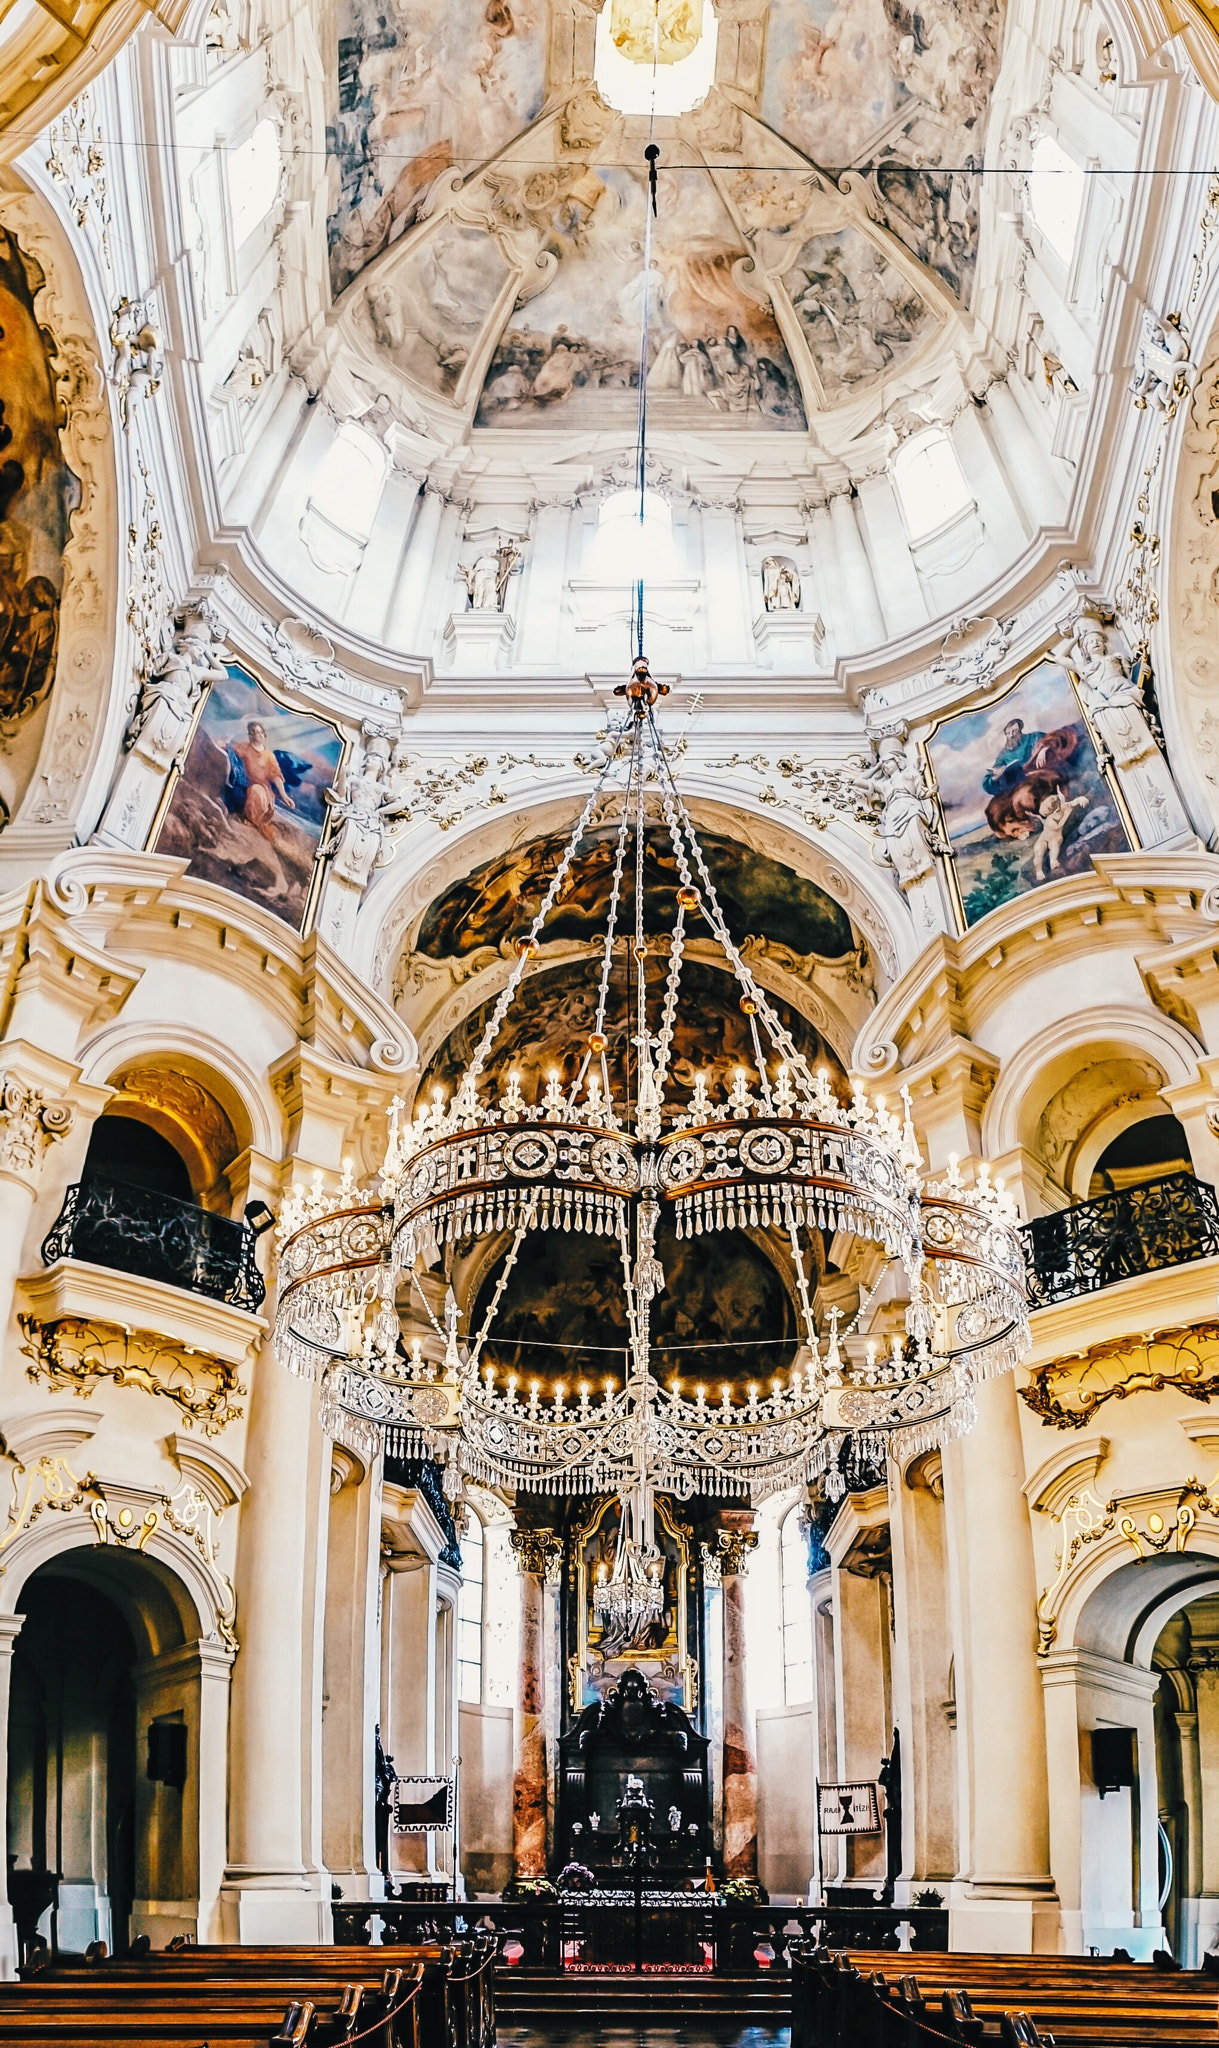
[1064,610,1156,770]
[325,730,394,891]
[850,726,943,889]
[460,539,523,612]
[761,555,801,611]
[125,606,229,771]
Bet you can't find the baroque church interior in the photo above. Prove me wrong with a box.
[10,0,1219,2035]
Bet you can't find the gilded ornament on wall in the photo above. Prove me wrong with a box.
[1021,1321,1219,1430]
[19,1314,247,1435]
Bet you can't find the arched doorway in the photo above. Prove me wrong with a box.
[4,1542,227,1963]
[1152,1592,1219,1966]
[8,1570,138,1956]
[1050,1549,1219,1962]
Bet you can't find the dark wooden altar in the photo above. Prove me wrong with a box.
[557,1668,711,1881]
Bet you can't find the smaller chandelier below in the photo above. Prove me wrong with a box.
[594,1541,665,1649]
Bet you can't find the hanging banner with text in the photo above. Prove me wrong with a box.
[817,1781,882,1835]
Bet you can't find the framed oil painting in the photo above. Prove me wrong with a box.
[923,656,1134,931]
[152,662,344,933]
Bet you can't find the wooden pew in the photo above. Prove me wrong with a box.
[0,1937,496,2048]
[791,1941,1219,2047]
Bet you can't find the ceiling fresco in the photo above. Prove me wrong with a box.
[322,0,1005,427]
[328,0,548,296]
[474,165,807,430]
[469,1217,799,1383]
[414,822,858,961]
[419,956,845,1106]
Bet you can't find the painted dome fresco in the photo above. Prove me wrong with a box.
[322,0,1004,433]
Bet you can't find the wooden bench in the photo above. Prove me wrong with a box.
[0,1937,496,2048]
[791,1942,1219,2046]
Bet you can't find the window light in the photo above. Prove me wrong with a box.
[592,488,678,584]
[893,430,973,543]
[781,1506,814,1707]
[312,422,387,545]
[457,1511,484,1705]
[1028,134,1085,265]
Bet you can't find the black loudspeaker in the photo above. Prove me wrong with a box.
[147,1720,188,1790]
[1091,1726,1137,1797]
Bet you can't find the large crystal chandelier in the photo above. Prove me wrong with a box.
[273,658,1031,1593]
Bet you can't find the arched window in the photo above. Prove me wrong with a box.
[893,430,973,543]
[591,488,678,584]
[781,1506,814,1706]
[228,118,281,248]
[1027,134,1085,265]
[457,1511,484,1704]
[301,421,389,576]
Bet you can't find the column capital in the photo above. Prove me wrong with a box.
[705,1525,758,1578]
[510,1527,562,1579]
[0,1056,83,1193]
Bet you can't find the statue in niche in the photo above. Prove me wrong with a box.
[1061,608,1158,769]
[460,539,523,613]
[125,605,229,771]
[761,555,801,611]
[849,725,945,889]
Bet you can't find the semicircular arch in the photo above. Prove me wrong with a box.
[78,1021,283,1162]
[982,1004,1201,1182]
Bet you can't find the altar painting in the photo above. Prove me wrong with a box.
[572,1497,693,1712]
[924,657,1130,931]
[154,663,343,932]
[0,228,78,735]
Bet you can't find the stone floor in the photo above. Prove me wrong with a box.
[498,2027,792,2047]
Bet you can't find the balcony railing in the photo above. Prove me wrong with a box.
[42,1174,266,1313]
[1019,1170,1219,1310]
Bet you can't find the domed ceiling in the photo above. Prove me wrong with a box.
[325,0,1003,431]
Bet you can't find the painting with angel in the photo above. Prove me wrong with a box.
[924,658,1131,930]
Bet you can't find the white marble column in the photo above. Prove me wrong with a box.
[386,486,444,651]
[698,501,751,667]
[890,1455,956,1888]
[221,1346,329,1940]
[0,1614,24,1976]
[322,1453,383,1898]
[948,1374,1058,1952]
[517,503,572,668]
[828,490,885,649]
[855,474,928,636]
[382,1558,438,1879]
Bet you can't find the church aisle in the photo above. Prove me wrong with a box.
[498,2027,791,2048]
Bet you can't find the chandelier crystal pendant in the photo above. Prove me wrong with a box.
[273,659,1031,1544]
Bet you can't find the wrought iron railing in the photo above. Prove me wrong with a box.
[42,1174,266,1312]
[1019,1170,1219,1309]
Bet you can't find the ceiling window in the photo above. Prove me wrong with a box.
[594,0,719,114]
[457,1511,485,1705]
[781,1506,814,1707]
[592,488,678,583]
[301,420,388,575]
[229,118,282,248]
[1028,134,1085,265]
[893,429,973,543]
